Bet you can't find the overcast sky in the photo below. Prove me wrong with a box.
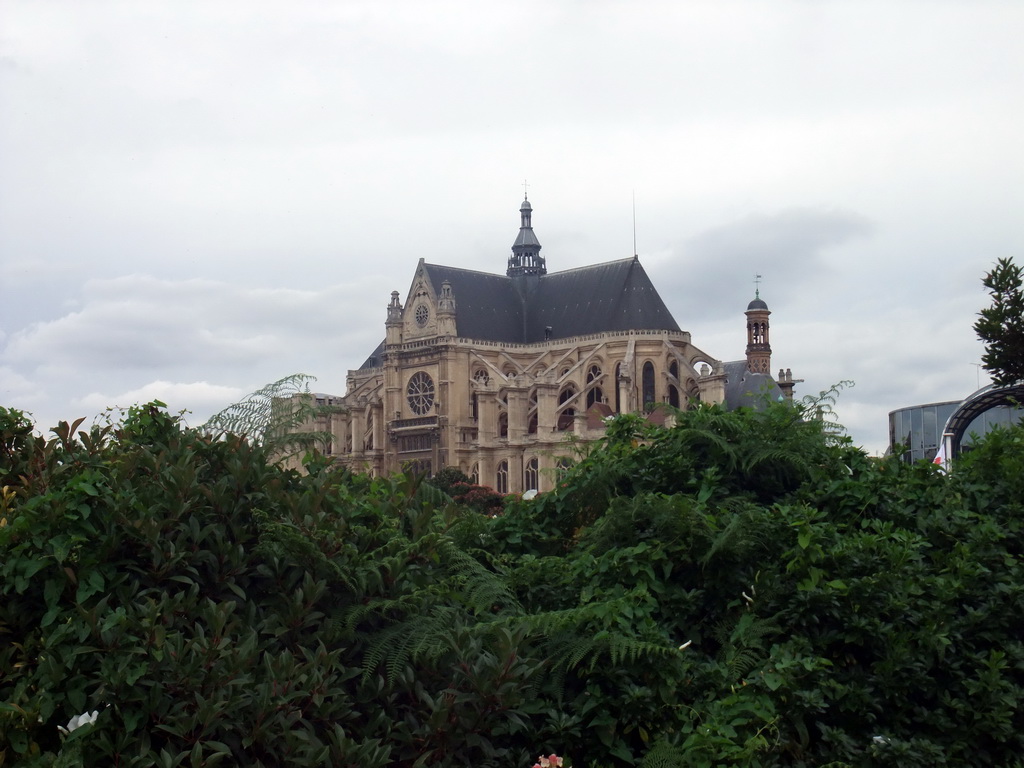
[2,1,1022,455]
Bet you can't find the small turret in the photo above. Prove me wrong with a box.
[437,280,457,336]
[385,291,403,346]
[507,196,546,277]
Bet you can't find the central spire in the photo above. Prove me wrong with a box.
[507,195,546,277]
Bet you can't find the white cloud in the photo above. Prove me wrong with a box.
[4,274,376,370]
[0,273,386,430]
[1,0,1022,455]
[0,366,35,401]
[74,380,246,426]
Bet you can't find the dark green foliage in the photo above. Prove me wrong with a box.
[477,402,1024,766]
[5,398,1024,767]
[425,466,473,496]
[0,406,541,767]
[0,407,38,488]
[975,257,1024,386]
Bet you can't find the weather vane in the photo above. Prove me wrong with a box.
[754,273,762,298]
[523,179,529,200]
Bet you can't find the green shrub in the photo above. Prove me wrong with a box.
[6,400,1024,767]
[0,407,538,767]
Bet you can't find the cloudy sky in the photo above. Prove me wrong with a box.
[2,1,1022,454]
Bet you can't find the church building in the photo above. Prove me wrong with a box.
[307,196,791,492]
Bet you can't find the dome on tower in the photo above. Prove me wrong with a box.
[520,198,532,211]
[747,297,768,311]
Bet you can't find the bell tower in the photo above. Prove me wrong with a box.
[745,290,772,374]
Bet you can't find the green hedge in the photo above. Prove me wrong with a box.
[3,402,1024,767]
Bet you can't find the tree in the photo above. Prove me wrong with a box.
[975,257,1024,387]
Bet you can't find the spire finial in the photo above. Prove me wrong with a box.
[522,179,529,200]
[754,273,762,299]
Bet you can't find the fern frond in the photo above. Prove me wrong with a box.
[699,504,774,570]
[202,373,343,459]
[640,739,688,768]
[436,539,522,615]
[800,380,855,438]
[709,610,783,683]
[726,646,764,679]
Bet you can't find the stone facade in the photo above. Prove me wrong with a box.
[295,198,784,493]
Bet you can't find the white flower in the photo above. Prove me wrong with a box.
[872,735,889,745]
[57,710,99,736]
[678,640,692,650]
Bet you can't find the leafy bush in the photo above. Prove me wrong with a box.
[5,400,1024,767]
[0,407,540,767]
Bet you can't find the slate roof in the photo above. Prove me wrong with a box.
[421,264,525,343]
[721,360,783,410]
[421,256,680,344]
[359,339,385,369]
[357,256,680,369]
[357,200,683,369]
[523,258,680,341]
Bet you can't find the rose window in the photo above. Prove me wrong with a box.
[407,372,435,415]
[415,305,429,327]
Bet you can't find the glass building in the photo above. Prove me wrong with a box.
[889,399,1024,463]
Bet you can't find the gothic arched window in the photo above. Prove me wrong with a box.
[558,385,577,431]
[668,360,681,408]
[614,363,622,412]
[585,364,603,408]
[642,362,656,412]
[524,457,539,492]
[496,461,508,494]
[556,457,573,480]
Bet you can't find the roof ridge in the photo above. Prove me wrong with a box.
[423,255,642,280]
[544,256,641,277]
[422,262,512,279]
